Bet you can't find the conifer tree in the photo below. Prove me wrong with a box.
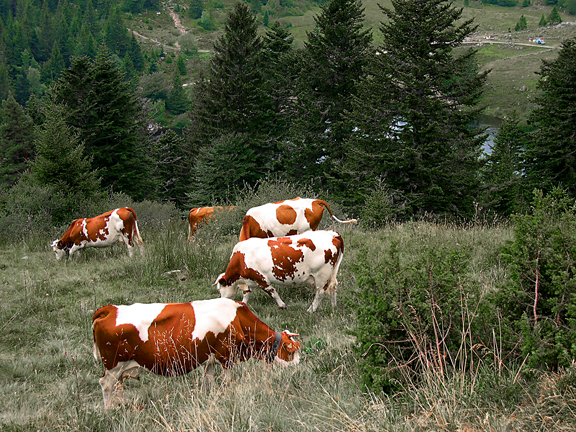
[188,2,271,201]
[260,22,297,147]
[166,70,189,115]
[0,95,35,190]
[284,0,372,190]
[153,128,190,206]
[549,6,562,25]
[480,112,527,215]
[30,100,100,199]
[525,37,576,195]
[189,0,203,19]
[345,0,488,218]
[52,49,156,200]
[539,13,548,26]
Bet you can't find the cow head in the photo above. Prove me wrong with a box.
[51,240,68,261]
[274,331,300,366]
[215,273,237,299]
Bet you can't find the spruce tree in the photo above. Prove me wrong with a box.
[193,2,265,139]
[525,37,576,195]
[285,0,372,189]
[549,6,562,25]
[188,1,272,198]
[189,0,203,19]
[345,0,488,218]
[52,49,156,200]
[0,95,35,190]
[480,112,527,215]
[30,100,100,199]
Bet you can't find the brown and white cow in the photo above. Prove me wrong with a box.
[216,230,344,312]
[188,206,235,241]
[92,298,300,409]
[51,207,143,260]
[238,198,356,241]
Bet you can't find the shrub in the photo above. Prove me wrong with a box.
[494,188,576,368]
[350,236,487,392]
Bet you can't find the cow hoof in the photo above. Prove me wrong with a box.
[280,304,287,310]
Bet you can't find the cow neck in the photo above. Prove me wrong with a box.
[266,331,282,363]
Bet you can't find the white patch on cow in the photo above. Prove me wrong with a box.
[191,298,241,341]
[115,303,167,342]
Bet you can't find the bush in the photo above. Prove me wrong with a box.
[350,235,488,392]
[494,188,576,368]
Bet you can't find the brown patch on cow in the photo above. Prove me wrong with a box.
[145,303,198,375]
[324,234,344,265]
[239,215,268,241]
[222,251,267,288]
[86,210,112,242]
[304,200,326,231]
[276,204,297,225]
[296,238,316,251]
[268,238,304,281]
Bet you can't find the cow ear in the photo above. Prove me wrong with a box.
[213,273,226,286]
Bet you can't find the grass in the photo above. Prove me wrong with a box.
[2,213,576,430]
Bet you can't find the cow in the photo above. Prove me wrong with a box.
[216,230,344,313]
[238,198,357,242]
[51,207,144,260]
[188,206,235,241]
[92,298,300,409]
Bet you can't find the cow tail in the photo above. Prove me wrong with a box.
[126,207,143,248]
[317,200,357,225]
[327,238,344,299]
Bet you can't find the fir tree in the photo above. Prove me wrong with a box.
[0,95,35,190]
[188,2,272,200]
[549,6,562,25]
[30,100,100,199]
[284,0,372,191]
[52,49,157,200]
[539,13,548,26]
[480,112,527,215]
[515,15,527,31]
[153,128,190,206]
[166,71,189,115]
[189,0,203,19]
[525,37,576,195]
[344,0,488,218]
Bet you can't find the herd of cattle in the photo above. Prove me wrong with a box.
[51,198,357,409]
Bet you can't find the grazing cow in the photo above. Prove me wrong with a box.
[238,197,356,241]
[51,207,143,260]
[188,206,235,241]
[216,230,344,312]
[92,298,300,409]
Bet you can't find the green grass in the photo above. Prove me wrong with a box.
[2,216,576,430]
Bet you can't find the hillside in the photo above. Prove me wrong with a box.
[130,0,576,121]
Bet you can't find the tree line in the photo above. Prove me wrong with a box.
[1,0,576,232]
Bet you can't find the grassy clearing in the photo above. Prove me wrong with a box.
[1,216,575,430]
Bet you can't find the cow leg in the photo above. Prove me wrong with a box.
[260,284,287,309]
[68,242,85,259]
[99,360,142,409]
[307,288,325,313]
[202,355,217,393]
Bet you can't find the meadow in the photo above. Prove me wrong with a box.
[1,195,576,431]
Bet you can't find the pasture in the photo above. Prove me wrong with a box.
[1,204,575,431]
